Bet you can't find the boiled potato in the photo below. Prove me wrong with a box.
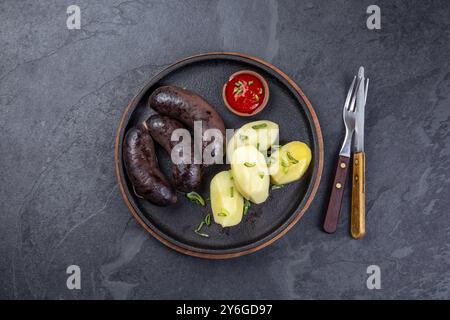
[210,170,244,227]
[269,141,312,185]
[231,145,270,204]
[227,120,279,162]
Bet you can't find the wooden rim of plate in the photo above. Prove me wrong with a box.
[114,52,324,259]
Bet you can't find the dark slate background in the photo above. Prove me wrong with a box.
[0,0,449,299]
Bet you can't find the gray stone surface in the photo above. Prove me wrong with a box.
[0,0,449,299]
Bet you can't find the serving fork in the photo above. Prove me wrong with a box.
[323,72,361,234]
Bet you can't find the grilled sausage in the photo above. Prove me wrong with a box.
[148,86,226,164]
[123,123,177,206]
[145,115,202,192]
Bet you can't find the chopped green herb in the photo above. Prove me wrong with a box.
[258,88,263,94]
[254,94,259,101]
[281,159,289,168]
[233,85,243,95]
[195,221,205,233]
[259,172,265,179]
[239,134,249,141]
[233,81,244,93]
[244,162,256,167]
[194,214,211,237]
[271,184,285,190]
[281,158,290,173]
[186,191,206,206]
[252,123,268,130]
[243,199,251,216]
[248,81,254,85]
[256,142,260,150]
[204,213,211,226]
[287,151,299,164]
[230,186,234,198]
[218,208,229,217]
[194,230,209,238]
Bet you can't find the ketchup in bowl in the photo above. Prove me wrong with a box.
[223,70,269,116]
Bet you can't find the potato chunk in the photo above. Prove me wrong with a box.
[269,141,312,185]
[210,170,244,227]
[227,120,279,162]
[231,145,270,204]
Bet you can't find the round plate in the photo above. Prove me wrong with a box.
[115,52,323,259]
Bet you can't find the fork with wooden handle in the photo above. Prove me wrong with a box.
[323,75,361,233]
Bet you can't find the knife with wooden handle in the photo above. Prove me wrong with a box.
[351,68,368,239]
[351,152,365,238]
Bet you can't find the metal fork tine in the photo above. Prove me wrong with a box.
[349,77,362,112]
[364,78,369,103]
[344,76,356,111]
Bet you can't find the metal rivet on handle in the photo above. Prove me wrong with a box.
[340,162,346,168]
[336,183,342,189]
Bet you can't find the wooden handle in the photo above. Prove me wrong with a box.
[323,155,351,233]
[351,152,366,239]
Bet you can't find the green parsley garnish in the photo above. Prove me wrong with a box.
[287,151,299,164]
[186,191,206,206]
[243,199,251,216]
[194,214,211,237]
[239,134,249,141]
[251,123,268,130]
[204,213,211,226]
[218,208,230,217]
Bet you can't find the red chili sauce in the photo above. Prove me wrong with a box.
[224,73,266,114]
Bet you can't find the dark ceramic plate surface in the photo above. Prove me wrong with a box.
[115,53,323,259]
